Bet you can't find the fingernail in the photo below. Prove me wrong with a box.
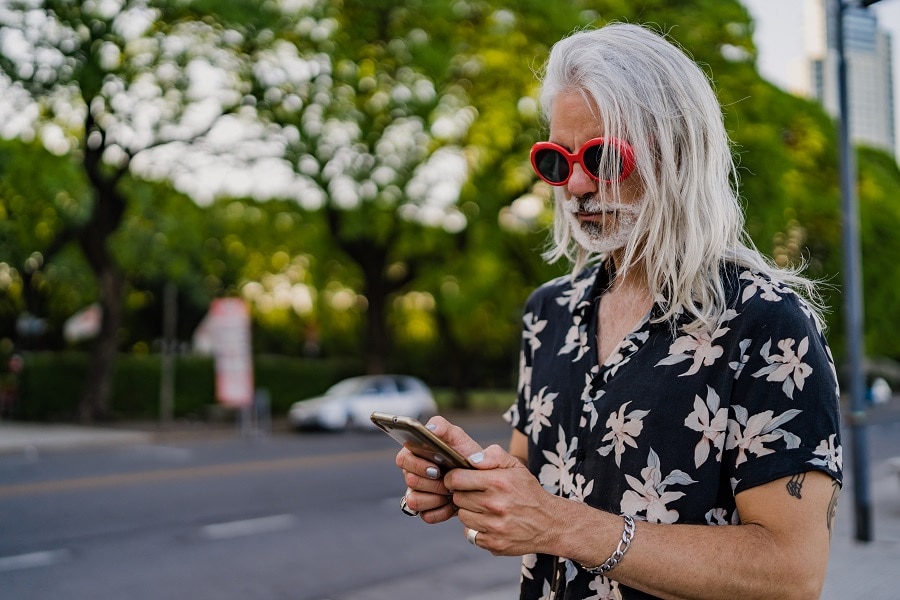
[468,452,484,464]
[433,454,445,463]
[425,466,440,479]
[426,423,437,431]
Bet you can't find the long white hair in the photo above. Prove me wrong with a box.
[538,23,824,331]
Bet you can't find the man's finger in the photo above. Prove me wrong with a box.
[444,445,526,493]
[466,444,523,470]
[425,416,484,459]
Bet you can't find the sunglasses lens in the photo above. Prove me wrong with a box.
[583,142,622,182]
[534,148,570,184]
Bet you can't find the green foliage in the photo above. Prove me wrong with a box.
[253,353,363,413]
[432,387,515,412]
[3,0,900,422]
[10,352,216,420]
[854,147,900,359]
[0,139,95,342]
[12,352,361,421]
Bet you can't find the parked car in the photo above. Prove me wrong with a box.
[288,374,438,431]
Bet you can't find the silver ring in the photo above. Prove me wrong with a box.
[400,494,419,517]
[466,527,479,546]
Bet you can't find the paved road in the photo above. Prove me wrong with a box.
[0,413,517,600]
[1,405,899,599]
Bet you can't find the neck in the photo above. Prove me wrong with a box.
[608,252,648,295]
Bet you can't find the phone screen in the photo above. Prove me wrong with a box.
[370,412,472,471]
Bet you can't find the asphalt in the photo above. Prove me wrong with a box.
[1,414,899,599]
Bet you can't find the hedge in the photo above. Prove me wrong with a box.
[8,352,361,422]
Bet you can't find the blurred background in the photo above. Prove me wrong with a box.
[2,2,900,599]
[0,0,898,425]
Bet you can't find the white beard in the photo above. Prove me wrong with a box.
[563,196,643,255]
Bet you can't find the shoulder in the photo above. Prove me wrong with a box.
[726,266,820,329]
[724,266,838,397]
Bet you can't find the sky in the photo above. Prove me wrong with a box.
[741,0,900,161]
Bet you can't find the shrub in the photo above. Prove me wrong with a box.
[11,352,361,422]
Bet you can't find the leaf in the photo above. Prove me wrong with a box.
[762,409,802,433]
[661,470,697,487]
[778,429,801,450]
[732,404,749,426]
[694,440,710,468]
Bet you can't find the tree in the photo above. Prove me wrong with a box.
[239,0,470,373]
[239,0,602,378]
[849,146,900,360]
[0,0,281,420]
[4,0,897,423]
[0,138,94,348]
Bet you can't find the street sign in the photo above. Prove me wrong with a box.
[209,298,254,408]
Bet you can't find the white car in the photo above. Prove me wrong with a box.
[288,374,438,431]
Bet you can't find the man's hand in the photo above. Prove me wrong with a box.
[444,444,563,556]
[395,416,483,524]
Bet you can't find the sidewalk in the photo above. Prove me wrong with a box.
[0,416,262,455]
[824,451,900,600]
[1,417,899,598]
[0,421,153,455]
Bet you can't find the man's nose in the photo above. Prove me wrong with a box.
[566,162,598,198]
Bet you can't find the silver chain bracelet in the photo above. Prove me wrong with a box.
[580,514,636,575]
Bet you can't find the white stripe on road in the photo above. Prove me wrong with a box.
[200,514,298,540]
[0,549,70,572]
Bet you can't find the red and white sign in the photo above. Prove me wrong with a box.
[63,303,102,343]
[209,298,254,408]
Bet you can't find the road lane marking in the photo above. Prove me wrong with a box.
[0,448,397,499]
[0,549,70,572]
[200,514,298,540]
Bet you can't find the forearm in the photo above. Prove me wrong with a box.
[547,497,826,600]
[450,435,834,599]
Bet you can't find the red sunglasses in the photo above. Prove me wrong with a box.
[530,137,636,186]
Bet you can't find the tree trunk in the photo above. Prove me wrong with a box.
[435,308,468,410]
[325,206,415,376]
[359,251,391,375]
[78,267,126,422]
[77,112,129,423]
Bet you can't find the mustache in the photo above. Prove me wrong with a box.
[569,195,638,214]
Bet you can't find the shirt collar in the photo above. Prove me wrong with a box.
[570,261,615,321]
[572,261,673,329]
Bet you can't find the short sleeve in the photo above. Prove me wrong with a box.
[724,281,843,495]
[504,296,538,436]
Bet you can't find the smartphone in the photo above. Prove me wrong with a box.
[370,412,473,472]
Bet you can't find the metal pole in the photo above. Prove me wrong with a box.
[159,281,177,427]
[834,0,872,542]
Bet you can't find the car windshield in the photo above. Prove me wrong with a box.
[325,378,366,396]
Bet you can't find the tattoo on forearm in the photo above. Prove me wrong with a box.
[786,472,806,499]
[827,481,840,538]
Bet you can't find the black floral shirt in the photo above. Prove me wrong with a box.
[503,262,843,600]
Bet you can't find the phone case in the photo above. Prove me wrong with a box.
[370,412,473,471]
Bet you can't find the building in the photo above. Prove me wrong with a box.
[801,0,895,157]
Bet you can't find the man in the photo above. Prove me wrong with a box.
[396,23,842,599]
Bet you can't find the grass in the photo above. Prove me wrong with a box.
[432,388,515,413]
